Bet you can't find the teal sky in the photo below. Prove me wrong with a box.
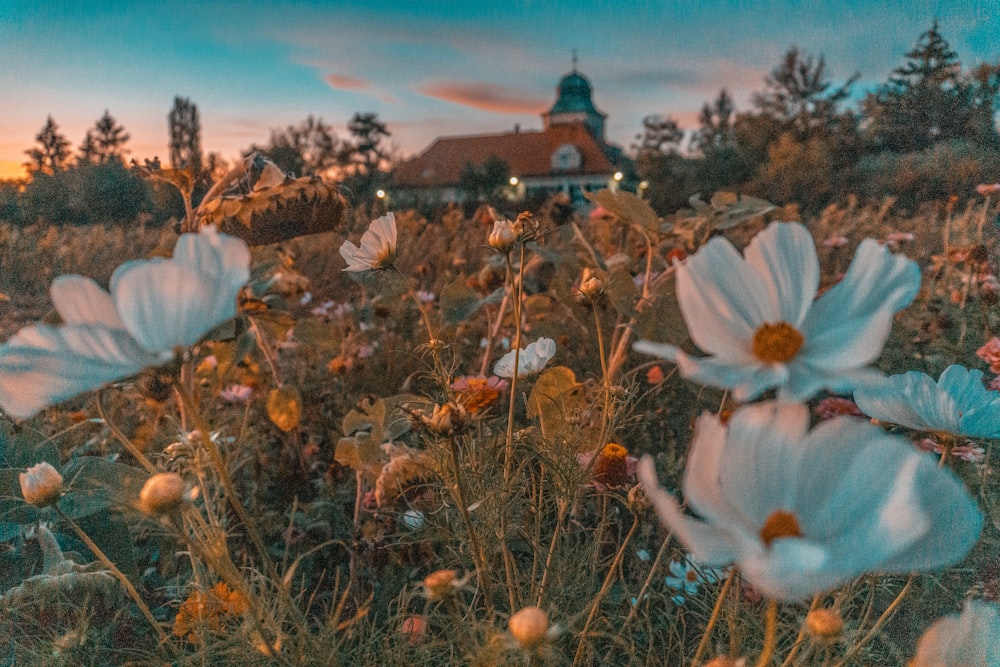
[1,1,998,178]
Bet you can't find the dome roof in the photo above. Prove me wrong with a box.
[549,70,600,115]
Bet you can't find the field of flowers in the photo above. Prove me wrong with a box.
[0,161,998,666]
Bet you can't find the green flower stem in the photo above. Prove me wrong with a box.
[445,437,496,616]
[172,382,316,651]
[572,513,640,667]
[97,390,158,475]
[393,265,449,387]
[832,575,915,667]
[691,568,738,667]
[55,507,176,654]
[753,598,779,667]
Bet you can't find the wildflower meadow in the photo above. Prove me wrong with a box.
[0,156,999,667]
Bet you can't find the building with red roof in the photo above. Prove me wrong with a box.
[392,68,629,207]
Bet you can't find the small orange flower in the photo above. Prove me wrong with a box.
[451,375,508,414]
[593,443,632,488]
[172,582,248,643]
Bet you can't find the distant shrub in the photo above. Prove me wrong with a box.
[854,139,1000,208]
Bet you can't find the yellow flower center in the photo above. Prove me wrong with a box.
[752,322,804,363]
[759,509,802,547]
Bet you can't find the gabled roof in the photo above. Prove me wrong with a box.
[393,122,617,188]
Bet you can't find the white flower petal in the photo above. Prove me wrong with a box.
[742,222,819,327]
[113,260,226,353]
[50,276,123,328]
[0,324,158,418]
[718,402,808,527]
[638,457,741,566]
[912,601,1000,667]
[676,237,770,356]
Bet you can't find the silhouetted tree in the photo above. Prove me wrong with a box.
[255,115,340,176]
[25,116,71,175]
[458,156,510,204]
[632,114,683,158]
[91,110,130,163]
[345,112,391,175]
[753,46,858,140]
[864,21,995,151]
[695,89,735,153]
[168,96,203,172]
[77,131,100,165]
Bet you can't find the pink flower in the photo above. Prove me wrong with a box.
[822,235,849,248]
[977,337,1000,373]
[220,384,254,403]
[976,183,1000,195]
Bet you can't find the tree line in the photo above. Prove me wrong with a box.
[1,97,393,226]
[635,21,1000,213]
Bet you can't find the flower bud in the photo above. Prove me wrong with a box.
[19,462,63,507]
[578,268,605,299]
[704,658,746,667]
[509,606,550,649]
[422,569,458,601]
[424,402,467,437]
[488,219,518,253]
[138,472,187,515]
[805,608,844,640]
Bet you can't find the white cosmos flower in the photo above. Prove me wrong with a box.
[634,221,921,402]
[0,226,250,418]
[493,337,556,378]
[911,600,1000,667]
[339,213,397,271]
[854,364,1000,440]
[638,401,982,602]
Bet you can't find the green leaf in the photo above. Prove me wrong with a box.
[584,189,660,233]
[57,489,115,519]
[527,366,584,442]
[606,269,638,318]
[440,279,482,324]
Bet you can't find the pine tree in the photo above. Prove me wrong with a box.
[345,112,391,175]
[92,110,130,163]
[77,130,99,165]
[168,96,203,171]
[864,21,975,151]
[24,116,72,174]
[753,47,857,140]
[696,89,735,153]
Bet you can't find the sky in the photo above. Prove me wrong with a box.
[1,1,999,180]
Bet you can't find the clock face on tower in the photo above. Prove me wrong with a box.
[551,143,582,171]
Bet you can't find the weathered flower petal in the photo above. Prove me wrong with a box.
[112,260,225,353]
[0,324,158,418]
[50,276,123,328]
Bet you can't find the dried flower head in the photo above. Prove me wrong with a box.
[578,267,606,299]
[421,569,472,601]
[509,606,550,649]
[592,443,632,488]
[138,473,187,516]
[806,608,844,640]
[19,462,62,507]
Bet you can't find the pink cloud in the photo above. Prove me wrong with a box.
[417,81,548,114]
[324,73,371,92]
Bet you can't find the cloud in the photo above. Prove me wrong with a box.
[324,73,371,92]
[417,81,549,114]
